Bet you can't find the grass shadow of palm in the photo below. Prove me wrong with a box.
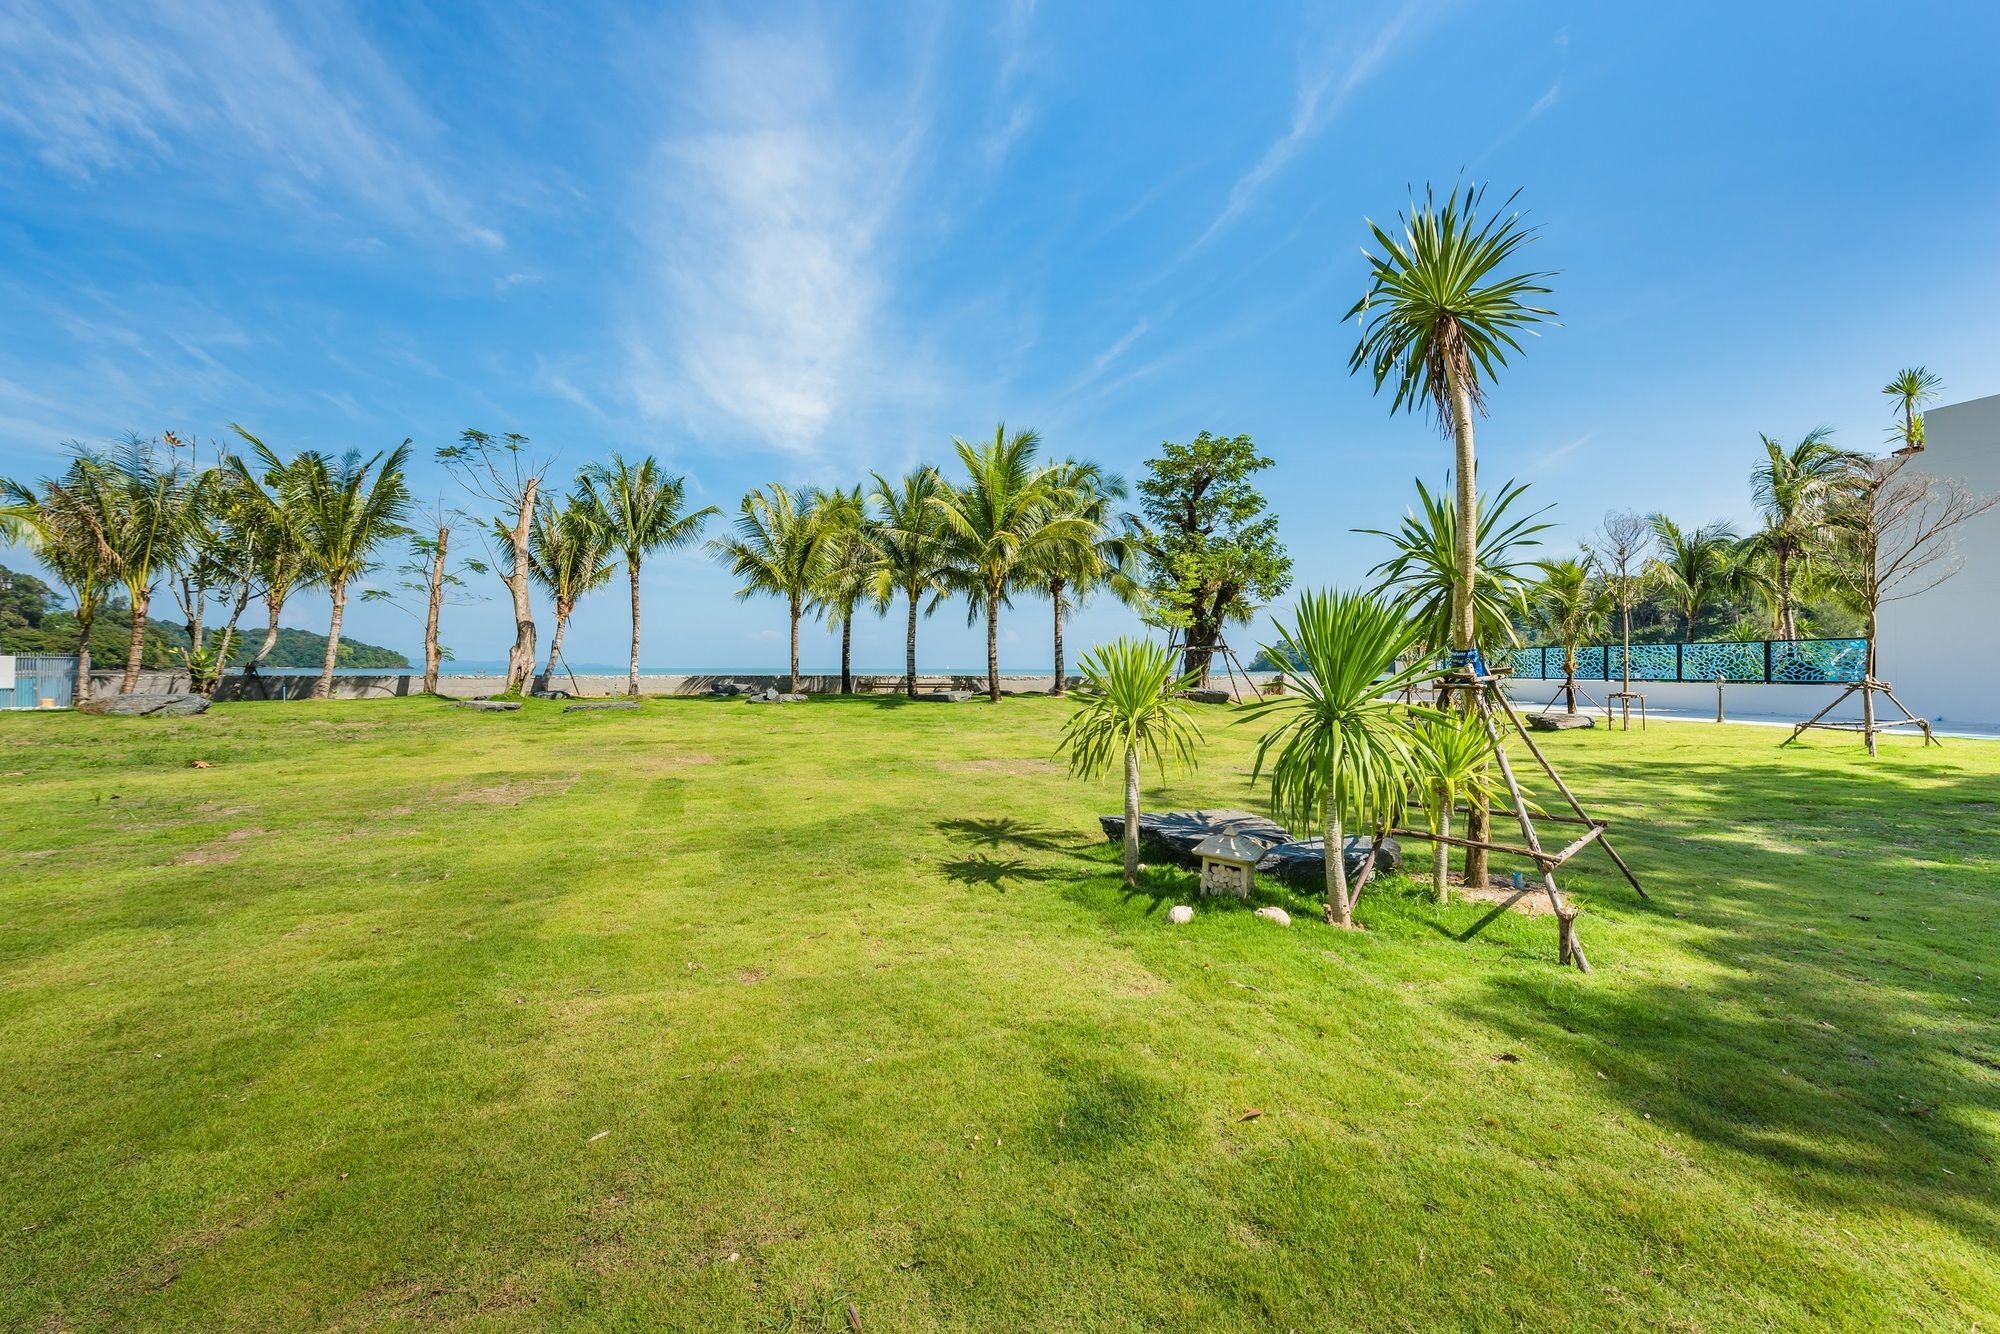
[937,815,1074,854]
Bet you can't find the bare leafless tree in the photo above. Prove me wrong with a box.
[437,431,547,694]
[1584,510,1650,701]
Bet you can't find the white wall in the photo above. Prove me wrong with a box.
[1875,394,2000,731]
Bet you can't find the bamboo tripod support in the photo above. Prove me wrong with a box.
[1784,676,1939,752]
[1389,671,1647,973]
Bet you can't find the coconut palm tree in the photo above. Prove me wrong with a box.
[1247,590,1435,928]
[580,455,717,697]
[247,439,412,698]
[1031,460,1134,697]
[225,433,320,686]
[528,492,616,693]
[709,483,833,695]
[1058,638,1205,886]
[1347,183,1556,658]
[869,467,953,699]
[1646,516,1739,640]
[4,459,118,703]
[1410,709,1501,905]
[1363,476,1550,655]
[933,424,1095,702]
[1529,558,1609,714]
[807,486,879,696]
[1740,429,1859,640]
[96,437,205,693]
[1883,366,1942,455]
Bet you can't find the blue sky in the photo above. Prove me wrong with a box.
[3,1,1997,670]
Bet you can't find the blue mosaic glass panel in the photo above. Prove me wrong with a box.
[1573,645,1607,680]
[1680,640,1766,682]
[1608,643,1679,682]
[1770,639,1866,684]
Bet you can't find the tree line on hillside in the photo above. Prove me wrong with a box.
[1,422,1295,704]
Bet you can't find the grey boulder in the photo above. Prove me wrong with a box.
[456,699,522,712]
[78,692,211,717]
[564,701,640,713]
[1183,688,1232,705]
[710,680,755,696]
[918,690,976,703]
[1255,836,1404,890]
[1098,809,1292,866]
[1527,712,1596,732]
[745,688,807,703]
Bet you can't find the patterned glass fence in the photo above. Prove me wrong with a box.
[1507,639,1865,685]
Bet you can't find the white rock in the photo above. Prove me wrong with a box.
[1254,906,1291,927]
[1168,905,1194,925]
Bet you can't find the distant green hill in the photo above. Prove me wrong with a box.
[0,563,408,670]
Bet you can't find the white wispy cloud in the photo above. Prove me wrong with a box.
[625,21,928,456]
[1192,4,1419,250]
[0,0,500,247]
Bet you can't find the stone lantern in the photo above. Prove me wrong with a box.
[1194,833,1261,899]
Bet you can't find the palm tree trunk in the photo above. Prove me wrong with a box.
[1564,651,1578,714]
[1433,797,1451,906]
[423,533,447,695]
[252,597,282,673]
[505,480,539,693]
[1050,579,1066,696]
[74,604,94,704]
[789,592,801,695]
[1864,606,1879,757]
[1445,364,1489,889]
[316,581,346,700]
[120,588,149,693]
[1324,805,1354,928]
[1776,548,1793,640]
[1122,745,1142,885]
[905,590,919,699]
[840,613,853,695]
[985,589,1001,703]
[540,608,569,691]
[626,558,643,698]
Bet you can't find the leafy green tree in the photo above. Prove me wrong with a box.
[1883,366,1942,455]
[1032,460,1134,696]
[1058,639,1205,885]
[1646,516,1739,640]
[809,486,877,696]
[227,431,322,681]
[710,483,834,694]
[1248,590,1434,928]
[1529,558,1609,713]
[1409,710,1501,905]
[580,455,717,697]
[869,467,953,699]
[528,492,616,693]
[1126,432,1290,686]
[1363,476,1548,655]
[247,438,412,698]
[1741,428,1860,640]
[933,424,1093,702]
[1348,182,1555,658]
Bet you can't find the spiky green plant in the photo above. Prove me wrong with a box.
[1247,590,1436,928]
[1409,709,1502,905]
[1882,367,1941,455]
[1362,476,1550,655]
[1057,639,1205,886]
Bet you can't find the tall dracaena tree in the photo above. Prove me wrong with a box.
[1645,515,1739,640]
[1529,558,1609,714]
[99,436,205,693]
[1742,428,1859,640]
[1883,366,1941,456]
[709,483,832,695]
[252,439,412,699]
[1248,590,1435,929]
[1362,476,1549,659]
[1347,182,1556,658]
[809,486,877,696]
[1057,638,1204,886]
[1409,709,1502,906]
[527,491,616,693]
[1031,460,1135,697]
[4,458,118,703]
[580,454,717,697]
[869,467,953,699]
[933,424,1095,703]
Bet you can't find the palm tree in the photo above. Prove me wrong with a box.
[1363,476,1550,655]
[1741,429,1858,640]
[528,492,616,693]
[226,434,319,685]
[1883,366,1942,455]
[809,486,876,696]
[4,459,117,704]
[933,424,1093,703]
[1057,639,1205,886]
[249,439,412,698]
[1247,590,1435,928]
[1032,460,1133,697]
[1347,183,1556,658]
[1410,710,1501,905]
[869,467,953,699]
[709,484,833,694]
[1646,516,1739,640]
[580,455,717,697]
[1529,558,1608,714]
[96,437,205,693]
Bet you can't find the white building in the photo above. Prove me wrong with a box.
[1875,392,2000,732]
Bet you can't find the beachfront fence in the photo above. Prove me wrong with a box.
[1499,638,1867,686]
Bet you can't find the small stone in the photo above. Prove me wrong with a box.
[1254,906,1291,927]
[1168,905,1194,925]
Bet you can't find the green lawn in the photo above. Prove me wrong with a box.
[2,696,1996,1329]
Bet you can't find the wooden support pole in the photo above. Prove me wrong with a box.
[1490,684,1648,898]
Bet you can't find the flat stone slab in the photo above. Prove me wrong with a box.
[563,701,640,712]
[917,690,976,703]
[78,692,211,717]
[456,700,522,712]
[1528,711,1596,731]
[1098,809,1292,865]
[745,689,807,703]
[1256,836,1405,890]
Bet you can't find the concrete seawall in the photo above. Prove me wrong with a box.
[90,670,1083,700]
